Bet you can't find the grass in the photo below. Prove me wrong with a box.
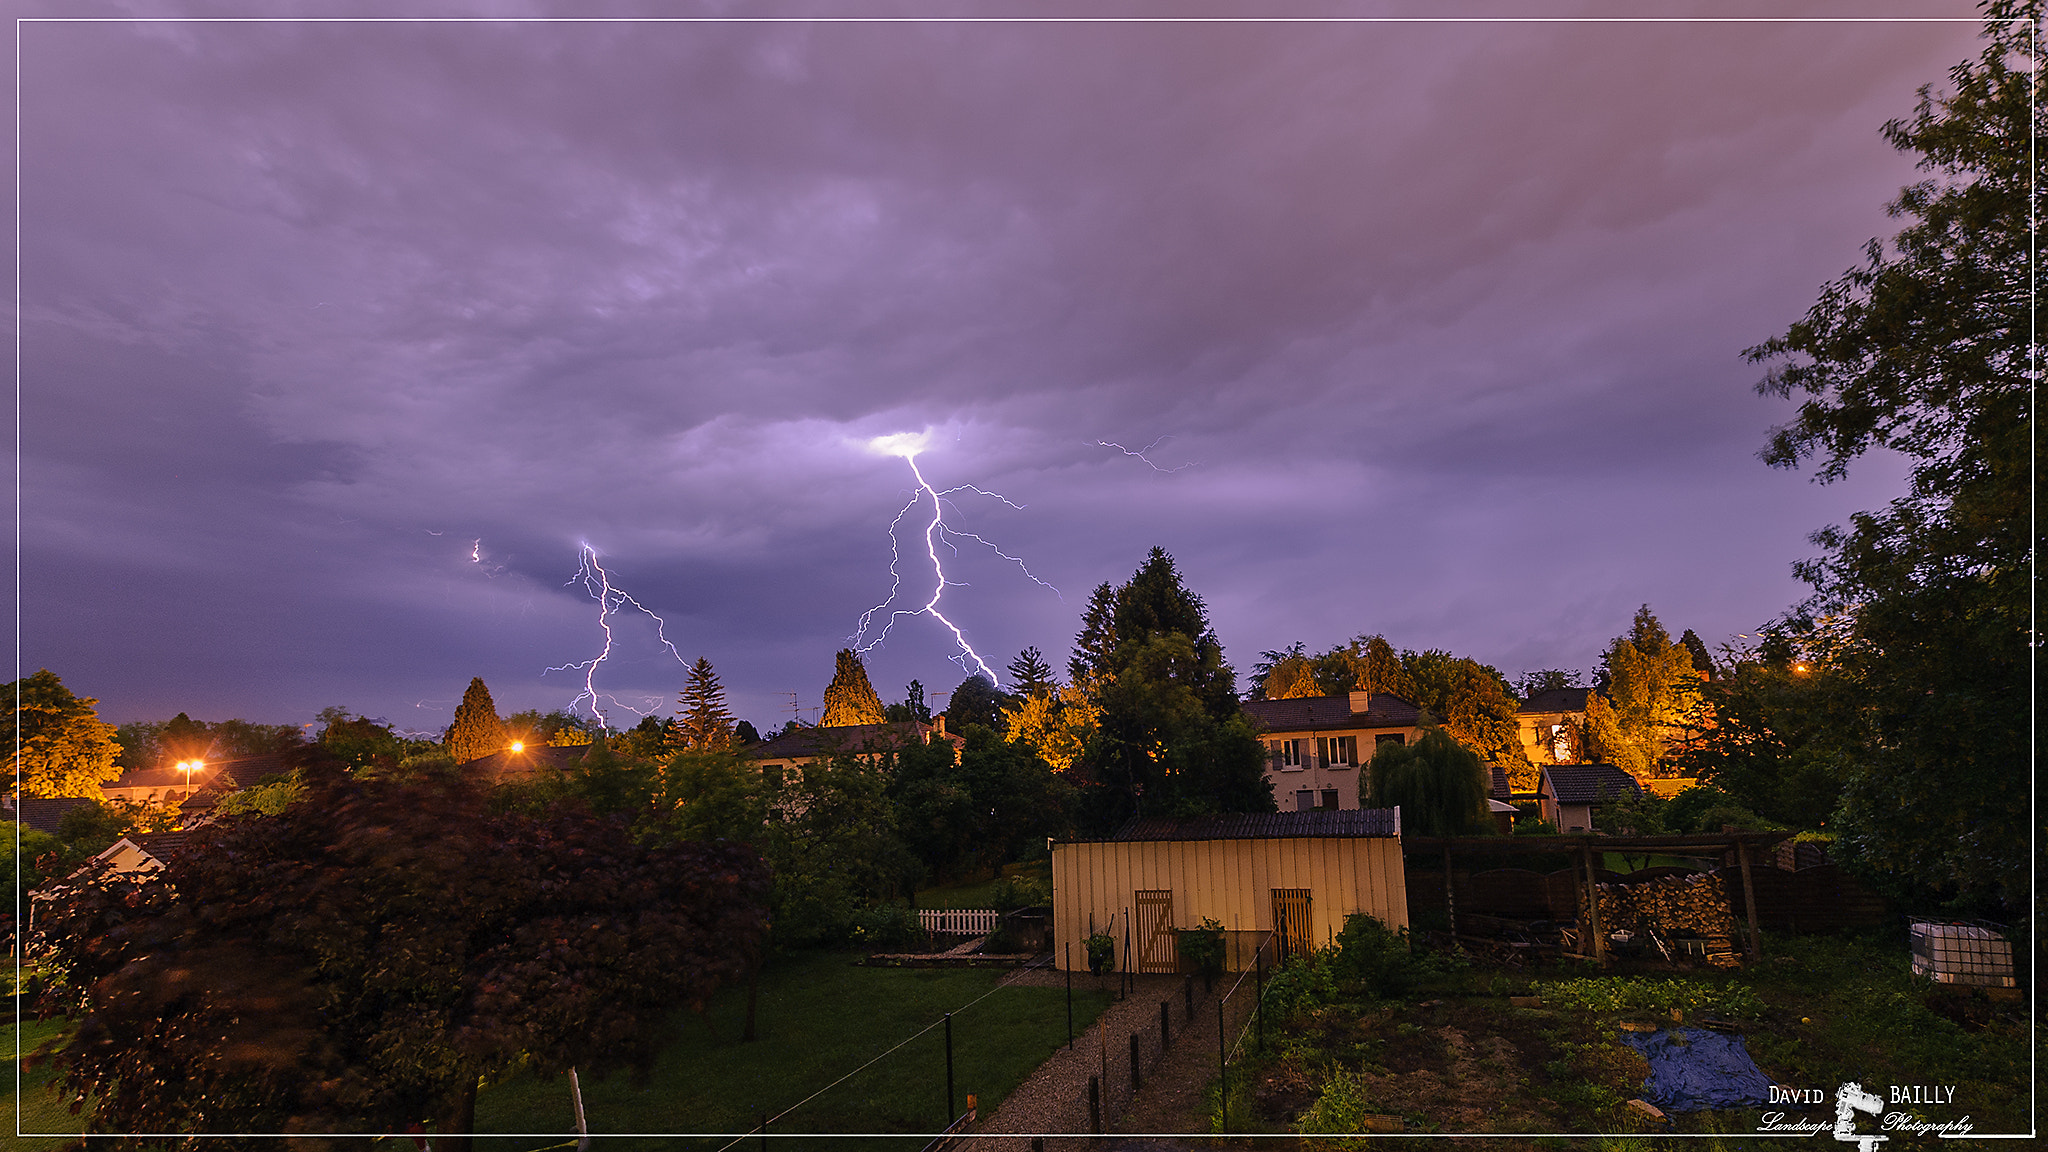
[7,1016,86,1150]
[914,860,1050,910]
[474,948,1111,1151]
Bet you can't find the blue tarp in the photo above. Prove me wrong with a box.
[1617,1028,1773,1113]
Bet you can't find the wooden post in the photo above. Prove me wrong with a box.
[568,1067,589,1152]
[1443,844,1457,938]
[1582,841,1606,965]
[1736,839,1763,960]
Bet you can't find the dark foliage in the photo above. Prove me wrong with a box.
[33,747,770,1144]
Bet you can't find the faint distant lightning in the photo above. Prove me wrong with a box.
[854,432,1060,686]
[544,542,689,725]
[471,539,483,562]
[1097,436,1196,472]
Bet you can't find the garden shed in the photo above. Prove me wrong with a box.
[1051,809,1408,973]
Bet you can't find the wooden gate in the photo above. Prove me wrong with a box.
[1272,888,1312,959]
[1136,890,1178,973]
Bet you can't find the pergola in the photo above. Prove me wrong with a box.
[1402,831,1797,965]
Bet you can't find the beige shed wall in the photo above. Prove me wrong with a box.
[1051,836,1408,972]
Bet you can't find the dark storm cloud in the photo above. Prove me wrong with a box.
[16,10,1984,727]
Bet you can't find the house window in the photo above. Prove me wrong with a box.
[1375,733,1405,748]
[1276,738,1307,769]
[1320,789,1340,810]
[1318,735,1357,767]
[1294,789,1315,812]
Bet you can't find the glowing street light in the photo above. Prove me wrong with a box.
[509,741,525,753]
[175,759,203,799]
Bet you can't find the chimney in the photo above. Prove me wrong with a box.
[1348,690,1371,717]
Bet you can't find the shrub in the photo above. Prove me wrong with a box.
[1177,917,1226,977]
[1085,931,1115,975]
[1329,913,1417,999]
[847,903,925,949]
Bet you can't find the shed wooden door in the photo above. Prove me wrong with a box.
[1271,888,1313,960]
[1135,890,1178,973]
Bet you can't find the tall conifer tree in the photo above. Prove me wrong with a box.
[446,678,510,765]
[676,659,736,751]
[820,649,887,727]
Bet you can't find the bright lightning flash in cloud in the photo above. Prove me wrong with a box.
[545,542,689,726]
[855,433,1059,686]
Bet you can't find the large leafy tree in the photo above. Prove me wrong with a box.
[942,673,1012,732]
[3,670,121,797]
[889,725,1072,882]
[1397,649,1524,766]
[1743,4,2036,913]
[1366,727,1491,837]
[445,677,510,765]
[1672,641,1854,830]
[820,649,887,727]
[1582,606,1704,780]
[34,748,770,1146]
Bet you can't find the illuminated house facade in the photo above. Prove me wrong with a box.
[1516,686,1590,766]
[1240,692,1425,812]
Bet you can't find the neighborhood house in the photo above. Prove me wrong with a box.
[1241,692,1423,812]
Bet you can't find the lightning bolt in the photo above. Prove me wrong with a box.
[544,542,688,726]
[1097,436,1197,472]
[854,433,1059,688]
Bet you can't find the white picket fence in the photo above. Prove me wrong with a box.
[920,908,999,936]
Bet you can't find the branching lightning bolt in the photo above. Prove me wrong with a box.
[854,433,1060,687]
[544,542,688,725]
[1097,436,1197,472]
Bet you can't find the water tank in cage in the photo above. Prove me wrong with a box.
[1909,921,2014,987]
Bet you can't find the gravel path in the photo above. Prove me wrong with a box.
[968,966,1260,1151]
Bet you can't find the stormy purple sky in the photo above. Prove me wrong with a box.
[16,8,1986,735]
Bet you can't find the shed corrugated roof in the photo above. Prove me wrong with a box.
[1106,809,1399,842]
[1545,763,1643,805]
[1239,693,1422,732]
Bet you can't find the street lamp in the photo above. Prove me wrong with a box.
[176,759,202,799]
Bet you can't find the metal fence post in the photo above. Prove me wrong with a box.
[1217,994,1228,1133]
[1183,974,1193,1019]
[1159,999,1169,1047]
[1129,1031,1142,1091]
[1065,946,1074,1049]
[1088,1074,1101,1134]
[1255,948,1265,1051]
[944,1011,955,1123]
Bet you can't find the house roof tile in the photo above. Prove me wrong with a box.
[5,795,93,835]
[739,721,956,761]
[1239,693,1422,733]
[1518,687,1591,714]
[1543,763,1642,805]
[1104,809,1400,842]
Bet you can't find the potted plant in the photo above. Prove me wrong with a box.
[1177,917,1226,989]
[1085,931,1115,976]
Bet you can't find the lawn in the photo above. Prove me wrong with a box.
[7,1015,86,1150]
[475,948,1111,1151]
[914,860,1051,910]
